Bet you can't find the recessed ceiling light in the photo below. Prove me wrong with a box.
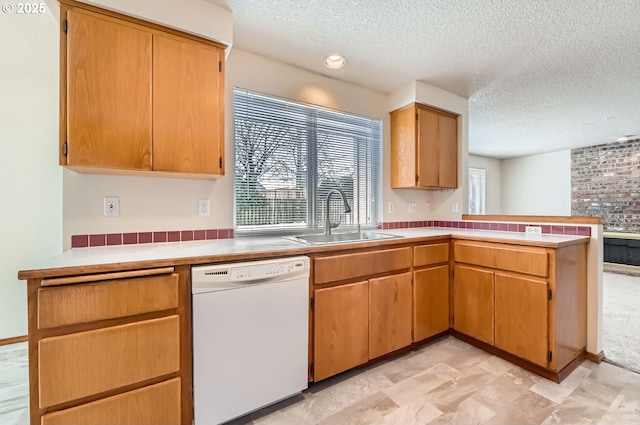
[616,135,638,142]
[323,54,347,70]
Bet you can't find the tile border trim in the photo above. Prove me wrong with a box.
[378,220,592,237]
[72,220,591,248]
[71,228,235,248]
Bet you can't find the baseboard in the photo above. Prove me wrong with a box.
[586,350,605,363]
[0,335,27,346]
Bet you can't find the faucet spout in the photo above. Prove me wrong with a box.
[324,189,351,235]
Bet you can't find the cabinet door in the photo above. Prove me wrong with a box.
[417,106,440,187]
[314,281,369,381]
[495,273,549,367]
[66,8,152,170]
[437,113,458,188]
[453,265,494,345]
[414,265,449,342]
[153,34,224,175]
[369,272,413,359]
[390,104,418,188]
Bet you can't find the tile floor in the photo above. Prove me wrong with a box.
[0,342,28,425]
[230,336,640,425]
[4,337,638,425]
[2,271,639,425]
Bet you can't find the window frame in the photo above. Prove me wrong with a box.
[232,88,383,236]
[468,167,486,215]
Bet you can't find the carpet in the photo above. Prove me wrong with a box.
[602,270,640,374]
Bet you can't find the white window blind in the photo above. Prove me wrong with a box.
[468,167,486,214]
[233,88,382,234]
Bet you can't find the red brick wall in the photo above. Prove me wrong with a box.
[571,138,640,232]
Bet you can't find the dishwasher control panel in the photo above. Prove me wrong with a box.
[191,256,310,294]
[230,259,306,281]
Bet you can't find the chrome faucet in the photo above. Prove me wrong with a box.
[324,189,351,235]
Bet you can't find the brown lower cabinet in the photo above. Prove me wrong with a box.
[452,265,495,345]
[452,239,587,378]
[413,242,450,342]
[311,237,588,384]
[19,234,589,425]
[311,246,414,381]
[313,281,369,381]
[494,273,549,367]
[26,266,192,425]
[368,272,413,359]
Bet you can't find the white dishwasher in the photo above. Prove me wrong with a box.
[191,256,310,425]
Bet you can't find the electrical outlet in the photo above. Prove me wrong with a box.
[452,202,459,213]
[104,197,119,217]
[408,202,416,213]
[525,225,542,234]
[198,200,210,216]
[388,202,394,214]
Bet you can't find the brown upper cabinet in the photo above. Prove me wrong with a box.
[60,1,225,178]
[390,103,458,189]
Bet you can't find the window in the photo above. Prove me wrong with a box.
[233,88,382,234]
[468,167,486,214]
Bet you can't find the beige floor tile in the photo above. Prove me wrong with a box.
[374,396,443,425]
[471,374,531,413]
[444,346,492,372]
[423,366,500,413]
[318,392,397,425]
[528,364,594,405]
[485,391,558,425]
[597,411,640,425]
[4,336,640,425]
[383,363,459,406]
[501,365,543,387]
[542,385,609,424]
[447,396,496,425]
[477,355,514,377]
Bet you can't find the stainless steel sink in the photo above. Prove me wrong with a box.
[286,231,403,246]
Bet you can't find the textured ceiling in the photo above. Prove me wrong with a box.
[206,0,640,158]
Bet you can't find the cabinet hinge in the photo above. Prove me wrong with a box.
[219,157,223,169]
[63,19,68,34]
[547,289,552,300]
[63,142,68,156]
[309,363,314,376]
[548,351,553,362]
[415,113,419,121]
[218,60,222,72]
[415,175,419,183]
[310,297,315,309]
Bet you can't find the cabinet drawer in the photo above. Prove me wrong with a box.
[39,315,180,408]
[314,247,411,284]
[413,243,449,267]
[41,378,181,425]
[38,272,179,329]
[453,241,548,277]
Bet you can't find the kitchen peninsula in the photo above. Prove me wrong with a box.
[18,225,592,425]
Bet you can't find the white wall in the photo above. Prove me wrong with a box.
[64,48,397,247]
[0,6,62,339]
[468,154,502,214]
[501,150,571,215]
[388,81,470,221]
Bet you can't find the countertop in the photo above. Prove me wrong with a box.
[18,228,590,280]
